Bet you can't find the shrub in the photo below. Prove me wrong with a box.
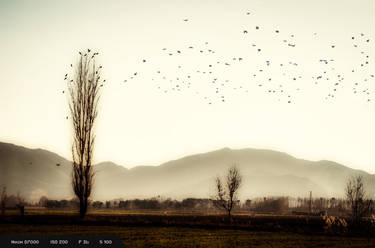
[322,215,348,235]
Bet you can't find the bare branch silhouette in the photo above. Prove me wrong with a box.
[345,175,373,226]
[67,49,102,218]
[214,165,242,223]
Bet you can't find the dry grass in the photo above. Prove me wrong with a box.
[1,223,375,248]
[2,209,375,247]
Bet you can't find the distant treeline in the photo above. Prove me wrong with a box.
[28,196,373,217]
[3,194,371,217]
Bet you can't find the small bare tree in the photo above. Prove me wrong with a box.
[214,165,242,222]
[345,175,372,225]
[0,186,7,216]
[66,49,103,218]
[15,192,25,217]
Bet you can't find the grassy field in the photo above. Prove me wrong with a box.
[1,210,375,247]
[1,223,375,248]
[5,208,269,216]
[0,209,326,231]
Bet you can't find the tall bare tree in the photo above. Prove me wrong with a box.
[214,165,242,222]
[345,175,372,225]
[0,186,7,216]
[66,49,103,218]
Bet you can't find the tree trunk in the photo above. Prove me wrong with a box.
[228,210,232,224]
[79,197,87,219]
[84,197,88,216]
[18,205,24,217]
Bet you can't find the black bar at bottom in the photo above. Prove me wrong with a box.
[0,235,126,248]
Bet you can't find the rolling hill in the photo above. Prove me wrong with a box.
[0,141,374,201]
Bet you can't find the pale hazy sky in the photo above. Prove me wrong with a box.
[1,0,375,173]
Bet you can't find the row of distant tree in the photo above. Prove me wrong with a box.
[1,191,372,218]
[0,174,373,225]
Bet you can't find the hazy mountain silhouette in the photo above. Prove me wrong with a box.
[0,142,374,201]
[0,142,72,201]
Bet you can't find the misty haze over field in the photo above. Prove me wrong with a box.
[0,141,374,201]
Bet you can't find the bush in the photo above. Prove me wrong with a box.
[322,215,348,235]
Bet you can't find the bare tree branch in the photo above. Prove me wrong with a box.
[67,49,102,218]
[213,165,242,222]
[345,175,373,226]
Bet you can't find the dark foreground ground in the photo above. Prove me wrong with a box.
[1,223,375,248]
[1,211,375,247]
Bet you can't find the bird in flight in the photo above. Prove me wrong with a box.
[116,10,375,105]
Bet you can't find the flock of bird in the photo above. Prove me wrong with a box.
[64,11,374,105]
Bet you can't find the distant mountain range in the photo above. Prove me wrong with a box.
[0,141,374,201]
